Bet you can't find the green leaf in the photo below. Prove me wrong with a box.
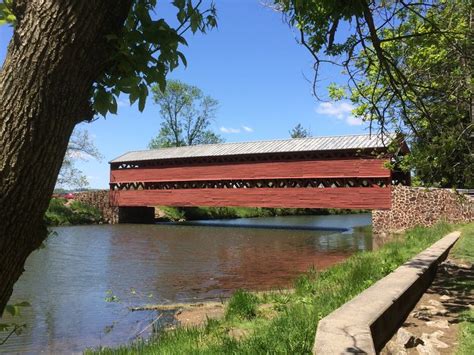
[328,82,346,100]
[93,88,110,116]
[124,30,142,44]
[177,35,188,46]
[0,0,15,26]
[190,13,200,33]
[110,96,118,114]
[177,51,187,67]
[138,84,148,112]
[173,0,186,10]
[136,3,152,25]
[129,88,139,105]
[177,9,186,23]
[143,24,162,43]
[157,73,166,93]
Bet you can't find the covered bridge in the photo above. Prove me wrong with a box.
[109,134,409,223]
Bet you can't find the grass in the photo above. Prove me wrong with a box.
[456,309,474,355]
[453,223,474,355]
[452,223,474,263]
[157,206,367,222]
[87,222,467,355]
[225,290,259,321]
[44,198,102,226]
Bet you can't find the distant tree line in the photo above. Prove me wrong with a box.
[289,123,311,138]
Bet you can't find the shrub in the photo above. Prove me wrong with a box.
[68,201,102,224]
[44,198,102,225]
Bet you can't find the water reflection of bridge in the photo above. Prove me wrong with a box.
[109,134,409,223]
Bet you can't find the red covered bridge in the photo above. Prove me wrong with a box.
[109,134,409,223]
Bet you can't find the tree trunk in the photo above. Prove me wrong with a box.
[0,0,132,313]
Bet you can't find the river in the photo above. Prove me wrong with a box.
[0,214,372,353]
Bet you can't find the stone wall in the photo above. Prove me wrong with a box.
[74,190,119,224]
[373,186,474,235]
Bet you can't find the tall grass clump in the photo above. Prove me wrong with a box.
[225,289,259,321]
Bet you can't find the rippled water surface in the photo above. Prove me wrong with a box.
[0,214,372,353]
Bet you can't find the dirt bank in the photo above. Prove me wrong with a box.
[130,302,225,328]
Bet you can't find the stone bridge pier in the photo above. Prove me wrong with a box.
[75,191,156,224]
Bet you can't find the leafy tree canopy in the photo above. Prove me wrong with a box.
[149,80,223,148]
[1,0,218,117]
[277,0,473,188]
[350,1,473,188]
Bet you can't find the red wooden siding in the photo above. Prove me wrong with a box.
[111,159,390,183]
[110,187,391,210]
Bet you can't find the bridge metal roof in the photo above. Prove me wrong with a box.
[110,133,399,163]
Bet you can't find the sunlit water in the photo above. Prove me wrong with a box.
[1,214,372,353]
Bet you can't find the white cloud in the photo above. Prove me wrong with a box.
[345,115,363,126]
[316,102,353,118]
[220,126,241,133]
[316,101,364,126]
[220,125,254,134]
[117,99,128,107]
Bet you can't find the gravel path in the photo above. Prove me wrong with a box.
[382,257,473,354]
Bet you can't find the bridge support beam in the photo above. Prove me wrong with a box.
[118,206,155,224]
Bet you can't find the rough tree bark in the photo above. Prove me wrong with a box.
[0,0,132,313]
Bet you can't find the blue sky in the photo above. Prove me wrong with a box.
[0,1,369,189]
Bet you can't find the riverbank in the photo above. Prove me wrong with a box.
[88,222,472,354]
[45,198,103,226]
[156,205,367,222]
